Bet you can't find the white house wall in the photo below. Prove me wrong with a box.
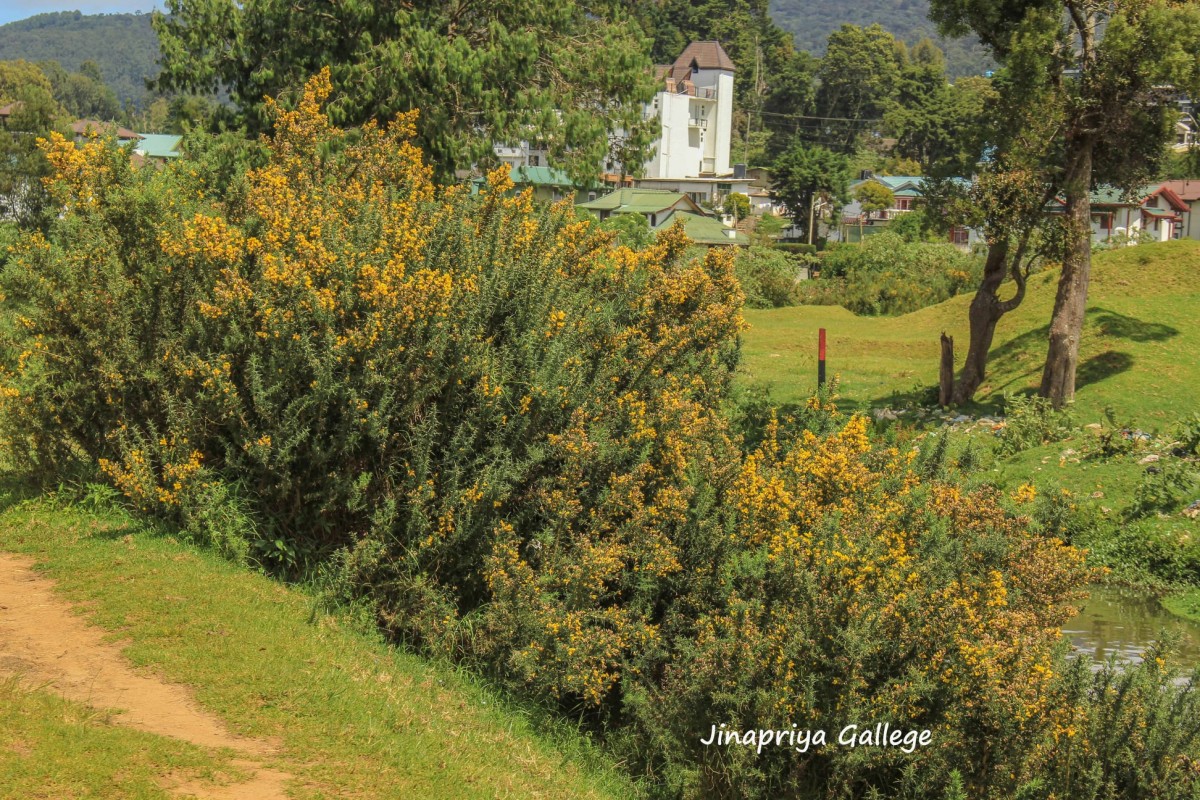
[644,69,734,180]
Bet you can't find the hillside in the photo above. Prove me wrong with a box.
[741,239,1200,426]
[0,486,633,799]
[0,11,159,107]
[768,0,993,76]
[0,5,990,105]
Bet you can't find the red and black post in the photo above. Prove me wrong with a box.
[818,327,827,388]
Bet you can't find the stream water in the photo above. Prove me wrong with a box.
[1063,585,1200,668]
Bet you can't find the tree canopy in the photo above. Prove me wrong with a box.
[928,0,1200,406]
[770,140,852,236]
[152,0,658,184]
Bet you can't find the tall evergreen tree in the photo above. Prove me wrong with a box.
[153,0,658,184]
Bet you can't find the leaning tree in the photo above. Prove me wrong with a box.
[929,0,1200,407]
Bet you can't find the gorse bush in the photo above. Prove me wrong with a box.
[636,412,1090,798]
[1022,649,1200,800]
[1,69,743,624]
[4,72,1198,799]
[796,232,982,315]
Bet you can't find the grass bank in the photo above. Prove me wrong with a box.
[0,479,634,800]
[740,240,1200,620]
[742,239,1200,425]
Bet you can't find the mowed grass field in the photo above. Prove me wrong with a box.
[0,482,634,800]
[741,239,1200,428]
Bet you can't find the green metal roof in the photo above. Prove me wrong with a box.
[654,210,748,246]
[510,165,576,188]
[578,187,695,215]
[1088,184,1161,206]
[1142,207,1178,219]
[134,134,182,159]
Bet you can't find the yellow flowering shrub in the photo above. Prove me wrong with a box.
[7,70,1187,800]
[621,410,1092,797]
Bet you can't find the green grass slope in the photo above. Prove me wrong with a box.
[742,239,1200,428]
[0,483,634,800]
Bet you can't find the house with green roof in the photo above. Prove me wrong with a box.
[838,176,980,248]
[1047,184,1189,244]
[577,188,746,246]
[133,134,183,163]
[576,188,705,228]
[653,210,748,246]
[471,165,596,204]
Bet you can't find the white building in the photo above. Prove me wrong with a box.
[643,42,736,182]
[493,141,550,169]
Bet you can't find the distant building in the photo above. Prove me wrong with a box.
[133,133,183,163]
[69,119,140,144]
[651,209,749,246]
[493,141,551,169]
[1157,180,1200,239]
[577,187,704,227]
[836,176,981,249]
[576,187,747,246]
[473,165,595,204]
[1074,184,1188,244]
[642,42,736,184]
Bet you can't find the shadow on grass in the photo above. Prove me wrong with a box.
[1076,350,1135,389]
[0,471,46,514]
[0,468,146,544]
[1092,308,1179,343]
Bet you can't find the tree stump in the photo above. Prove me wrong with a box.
[939,333,954,408]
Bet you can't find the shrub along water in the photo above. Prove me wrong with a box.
[2,72,1198,799]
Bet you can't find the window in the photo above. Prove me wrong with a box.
[951,227,969,246]
[896,197,912,211]
[529,155,540,166]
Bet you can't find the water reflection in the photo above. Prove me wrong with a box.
[1063,585,1200,667]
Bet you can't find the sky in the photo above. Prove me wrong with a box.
[0,2,161,26]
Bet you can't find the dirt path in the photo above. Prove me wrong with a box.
[0,553,293,799]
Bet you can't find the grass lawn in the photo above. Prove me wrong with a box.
[0,479,634,800]
[741,239,1200,428]
[741,240,1200,621]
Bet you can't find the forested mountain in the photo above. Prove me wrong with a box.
[768,0,993,77]
[0,5,988,102]
[0,12,159,108]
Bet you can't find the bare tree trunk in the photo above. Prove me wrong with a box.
[939,333,954,407]
[950,235,1033,404]
[952,240,1009,403]
[1040,134,1093,408]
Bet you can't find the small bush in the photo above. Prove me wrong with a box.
[997,393,1076,455]
[1172,412,1200,457]
[796,232,982,315]
[773,242,817,256]
[1129,460,1198,519]
[734,245,805,308]
[1094,406,1143,458]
